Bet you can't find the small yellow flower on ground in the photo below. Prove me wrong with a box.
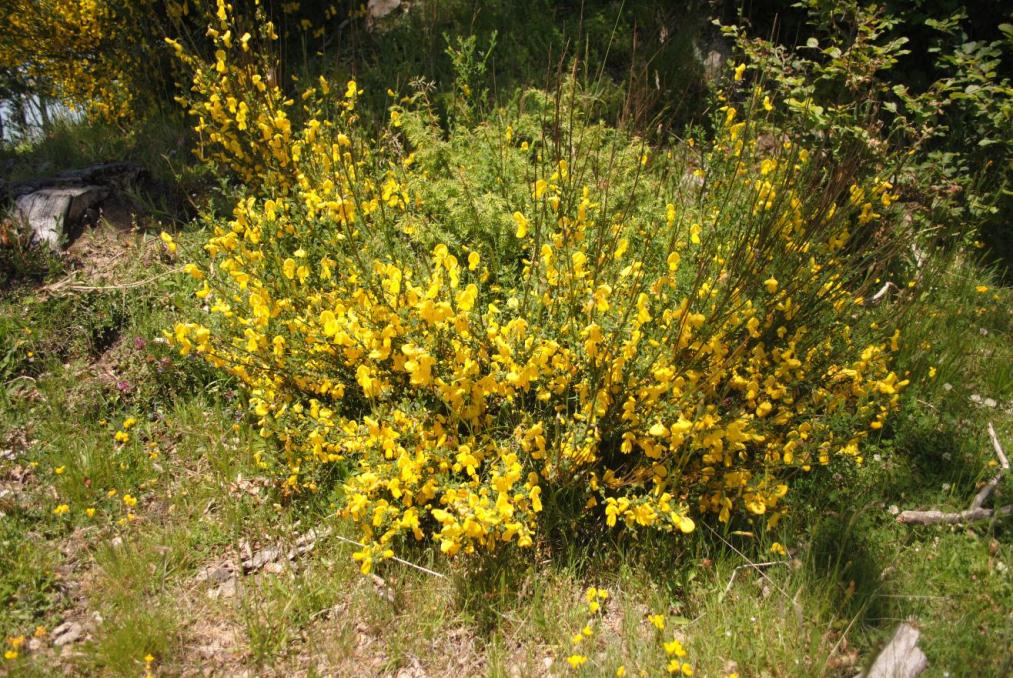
[567,654,588,669]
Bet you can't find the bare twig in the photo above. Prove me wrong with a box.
[896,505,1013,525]
[40,267,183,295]
[971,422,1009,510]
[701,523,795,608]
[722,560,787,596]
[333,534,447,579]
[864,281,899,306]
[897,422,1010,526]
[3,375,37,389]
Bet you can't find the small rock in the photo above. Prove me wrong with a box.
[208,578,237,600]
[194,562,235,585]
[367,0,400,20]
[51,621,83,647]
[372,574,395,604]
[242,546,281,573]
[264,560,286,575]
[866,622,927,678]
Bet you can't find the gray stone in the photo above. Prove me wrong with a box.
[50,620,84,647]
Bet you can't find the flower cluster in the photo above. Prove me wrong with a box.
[167,4,908,571]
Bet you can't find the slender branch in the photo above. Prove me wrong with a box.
[971,422,1009,510]
[896,505,1012,526]
[897,422,1010,526]
[864,281,899,306]
[332,534,447,579]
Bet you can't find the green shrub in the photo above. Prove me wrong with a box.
[164,8,915,572]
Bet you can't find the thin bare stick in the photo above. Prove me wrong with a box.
[333,534,447,579]
[702,522,794,605]
[971,422,1009,510]
[722,560,787,596]
[896,505,1012,525]
[864,281,899,306]
[898,422,1010,525]
[40,267,183,295]
[3,375,37,389]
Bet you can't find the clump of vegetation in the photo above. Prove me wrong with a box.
[162,4,916,575]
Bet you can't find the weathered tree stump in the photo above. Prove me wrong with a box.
[13,185,109,247]
[4,162,148,248]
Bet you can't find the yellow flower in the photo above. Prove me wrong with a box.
[114,430,130,443]
[85,508,96,518]
[928,367,936,379]
[690,223,701,245]
[122,417,137,429]
[566,654,588,669]
[770,542,787,556]
[975,285,989,293]
[648,614,665,630]
[764,277,779,294]
[123,494,138,508]
[467,252,480,270]
[54,466,65,475]
[513,211,530,238]
[667,251,681,272]
[663,639,686,656]
[159,231,176,254]
[616,667,626,677]
[53,504,70,516]
[3,650,17,660]
[734,63,746,81]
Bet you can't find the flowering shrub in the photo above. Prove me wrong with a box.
[0,0,354,123]
[166,6,910,571]
[0,0,149,121]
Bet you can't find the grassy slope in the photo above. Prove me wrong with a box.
[0,213,1010,677]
